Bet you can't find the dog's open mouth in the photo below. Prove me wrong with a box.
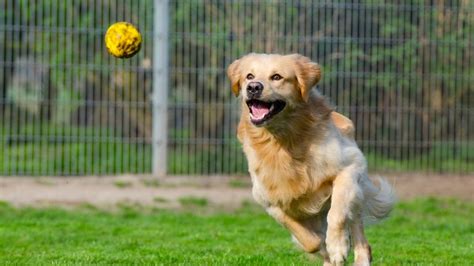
[246,99,286,125]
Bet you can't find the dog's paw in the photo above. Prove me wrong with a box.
[291,234,321,253]
[326,228,349,266]
[354,245,372,266]
[353,259,371,266]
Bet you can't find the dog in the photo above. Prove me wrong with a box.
[227,53,395,266]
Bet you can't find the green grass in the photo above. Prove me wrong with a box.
[366,153,474,173]
[0,124,153,175]
[153,197,168,203]
[0,198,473,265]
[178,196,209,207]
[366,143,474,173]
[142,179,161,188]
[114,180,133,188]
[228,178,252,188]
[1,123,473,174]
[0,141,153,175]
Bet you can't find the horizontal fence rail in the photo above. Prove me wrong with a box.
[0,0,473,176]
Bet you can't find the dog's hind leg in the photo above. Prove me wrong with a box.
[326,165,365,266]
[350,216,372,266]
[316,218,332,266]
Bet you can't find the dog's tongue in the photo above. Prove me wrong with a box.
[251,102,271,119]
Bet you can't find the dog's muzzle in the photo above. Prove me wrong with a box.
[246,99,286,126]
[246,82,263,99]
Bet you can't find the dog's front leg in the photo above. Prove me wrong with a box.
[326,165,363,266]
[266,206,321,253]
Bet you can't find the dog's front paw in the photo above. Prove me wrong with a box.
[326,228,349,266]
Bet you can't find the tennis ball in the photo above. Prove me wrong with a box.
[105,22,142,58]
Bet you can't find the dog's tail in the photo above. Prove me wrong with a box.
[361,176,396,223]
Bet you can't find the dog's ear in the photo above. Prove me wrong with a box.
[290,54,322,102]
[227,58,242,97]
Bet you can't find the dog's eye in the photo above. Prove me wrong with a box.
[246,73,255,80]
[271,74,282,81]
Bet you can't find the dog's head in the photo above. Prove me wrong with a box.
[227,53,322,126]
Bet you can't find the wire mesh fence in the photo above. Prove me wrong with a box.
[1,0,473,176]
[0,0,154,175]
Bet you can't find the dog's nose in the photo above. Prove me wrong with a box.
[247,82,263,97]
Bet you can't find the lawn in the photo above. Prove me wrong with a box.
[0,198,473,265]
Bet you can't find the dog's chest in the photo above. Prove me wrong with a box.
[250,167,332,217]
[246,144,333,214]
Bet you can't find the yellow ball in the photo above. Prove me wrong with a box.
[105,22,142,58]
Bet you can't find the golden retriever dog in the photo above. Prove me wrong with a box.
[227,53,395,266]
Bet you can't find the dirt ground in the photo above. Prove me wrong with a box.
[0,173,473,209]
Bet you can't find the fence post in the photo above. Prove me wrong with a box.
[152,0,169,176]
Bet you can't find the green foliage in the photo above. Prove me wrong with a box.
[1,0,154,124]
[1,1,473,174]
[0,198,472,264]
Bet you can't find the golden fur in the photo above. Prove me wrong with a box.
[228,53,395,266]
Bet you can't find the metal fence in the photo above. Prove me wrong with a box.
[1,0,473,176]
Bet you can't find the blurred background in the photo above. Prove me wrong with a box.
[0,0,473,176]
